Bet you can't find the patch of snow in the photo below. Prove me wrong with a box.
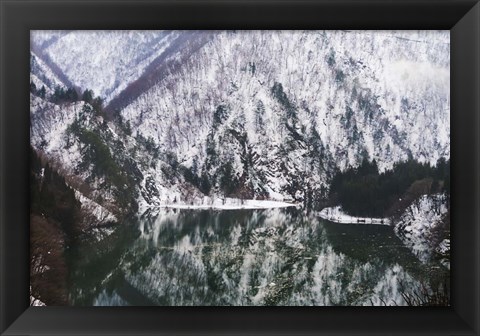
[30,296,46,306]
[140,197,297,213]
[75,190,117,224]
[318,206,390,225]
[437,238,450,255]
[30,286,46,306]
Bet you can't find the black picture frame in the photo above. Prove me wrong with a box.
[1,0,479,335]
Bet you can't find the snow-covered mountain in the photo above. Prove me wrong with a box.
[30,30,450,214]
[30,30,451,307]
[31,30,211,106]
[122,30,449,208]
[30,95,130,221]
[30,52,67,96]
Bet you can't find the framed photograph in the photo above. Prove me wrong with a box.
[1,0,479,335]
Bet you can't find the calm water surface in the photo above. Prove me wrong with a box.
[66,208,448,306]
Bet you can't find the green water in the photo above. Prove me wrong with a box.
[66,208,448,306]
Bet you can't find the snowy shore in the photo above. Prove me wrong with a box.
[139,197,298,212]
[318,206,391,225]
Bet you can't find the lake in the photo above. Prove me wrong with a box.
[66,207,449,306]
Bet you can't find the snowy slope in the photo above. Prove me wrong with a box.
[30,95,82,159]
[30,52,66,96]
[30,94,140,218]
[31,30,68,49]
[29,31,451,307]
[123,30,449,165]
[75,190,117,225]
[31,30,183,103]
[30,30,450,211]
[119,30,449,206]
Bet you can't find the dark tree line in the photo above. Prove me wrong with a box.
[63,98,139,214]
[81,89,104,112]
[329,157,450,217]
[30,82,105,115]
[31,147,81,240]
[271,82,298,128]
[52,86,79,103]
[30,147,83,305]
[68,124,135,210]
[30,81,46,98]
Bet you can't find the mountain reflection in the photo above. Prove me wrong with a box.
[68,208,447,306]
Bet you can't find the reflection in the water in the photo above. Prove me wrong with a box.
[68,208,448,306]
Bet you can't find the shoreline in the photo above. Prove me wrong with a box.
[139,198,299,212]
[318,206,391,225]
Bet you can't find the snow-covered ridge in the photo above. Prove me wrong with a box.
[30,96,130,220]
[30,30,450,210]
[118,30,449,206]
[74,190,117,225]
[122,30,449,169]
[31,30,182,103]
[30,52,66,95]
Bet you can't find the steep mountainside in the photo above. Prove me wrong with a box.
[30,30,450,212]
[120,30,450,208]
[30,94,141,217]
[30,52,67,96]
[30,31,211,106]
[29,30,451,307]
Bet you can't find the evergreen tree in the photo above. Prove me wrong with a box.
[219,160,238,196]
[82,89,93,103]
[200,172,211,194]
[271,82,297,127]
[191,156,199,176]
[39,85,46,99]
[205,133,217,171]
[255,100,266,134]
[213,105,229,128]
[65,88,78,102]
[91,97,103,112]
[52,86,65,103]
[329,158,446,217]
[30,81,37,94]
[124,120,132,136]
